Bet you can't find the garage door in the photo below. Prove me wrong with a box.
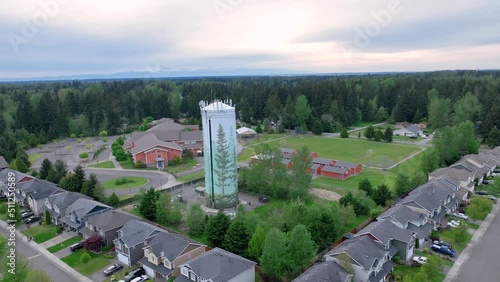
[117,253,130,266]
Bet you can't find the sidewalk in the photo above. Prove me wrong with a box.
[444,201,500,281]
[0,220,92,282]
[38,230,78,248]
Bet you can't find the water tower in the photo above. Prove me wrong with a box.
[200,100,238,209]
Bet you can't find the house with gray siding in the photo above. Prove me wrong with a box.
[43,191,92,225]
[292,260,352,282]
[175,248,256,282]
[80,210,135,245]
[114,220,162,266]
[60,198,111,232]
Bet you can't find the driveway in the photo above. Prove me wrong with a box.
[89,257,120,282]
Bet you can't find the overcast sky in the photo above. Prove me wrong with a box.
[1,0,499,79]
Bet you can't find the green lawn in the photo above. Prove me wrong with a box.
[88,161,115,168]
[311,168,398,194]
[439,227,473,252]
[21,224,59,243]
[165,159,198,174]
[28,153,44,163]
[393,135,424,142]
[475,182,500,198]
[240,134,287,147]
[467,222,480,230]
[177,171,205,183]
[47,236,83,253]
[394,265,445,282]
[118,157,134,169]
[237,147,255,162]
[118,195,133,201]
[102,177,148,190]
[102,266,137,282]
[265,135,421,167]
[61,249,112,276]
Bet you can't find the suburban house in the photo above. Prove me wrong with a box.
[450,160,482,184]
[429,167,475,200]
[176,248,256,282]
[0,169,34,199]
[395,122,411,129]
[417,122,428,129]
[236,127,257,139]
[393,124,422,137]
[60,198,111,232]
[0,156,8,171]
[324,236,396,282]
[138,231,206,280]
[357,220,416,262]
[292,260,353,282]
[25,180,64,215]
[80,210,135,245]
[462,154,497,177]
[124,133,183,169]
[43,191,92,226]
[377,205,434,247]
[114,220,163,266]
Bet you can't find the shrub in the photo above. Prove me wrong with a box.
[340,128,349,138]
[173,156,181,165]
[0,203,7,214]
[423,247,430,254]
[134,160,147,168]
[80,252,91,264]
[393,256,400,264]
[56,226,63,234]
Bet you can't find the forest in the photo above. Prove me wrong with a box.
[1,70,500,163]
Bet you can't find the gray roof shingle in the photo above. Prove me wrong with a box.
[333,160,359,169]
[86,210,135,232]
[146,231,203,262]
[292,260,352,282]
[322,166,348,174]
[326,236,386,271]
[377,205,426,226]
[65,198,110,219]
[358,220,414,245]
[312,158,333,165]
[116,220,162,247]
[180,247,256,282]
[130,133,182,155]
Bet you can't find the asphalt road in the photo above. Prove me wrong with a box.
[0,225,77,282]
[455,207,500,281]
[87,169,169,196]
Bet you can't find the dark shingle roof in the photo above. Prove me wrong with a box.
[130,133,182,155]
[23,179,62,200]
[322,166,348,174]
[333,160,359,169]
[326,236,386,271]
[407,222,434,239]
[312,157,333,165]
[181,248,256,282]
[117,220,161,247]
[48,191,91,209]
[86,210,135,232]
[66,198,110,219]
[292,260,352,282]
[179,131,203,141]
[358,220,414,245]
[280,148,296,154]
[377,205,426,226]
[146,231,202,261]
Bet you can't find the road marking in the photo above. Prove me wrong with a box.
[26,254,41,260]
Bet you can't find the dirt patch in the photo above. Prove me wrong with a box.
[309,188,342,201]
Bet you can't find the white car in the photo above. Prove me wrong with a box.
[447,221,459,228]
[453,212,468,220]
[413,256,427,265]
[130,275,149,282]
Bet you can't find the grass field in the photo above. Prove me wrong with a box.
[28,153,44,163]
[440,227,472,252]
[394,264,445,282]
[165,159,198,174]
[102,177,148,190]
[88,161,115,168]
[21,225,59,243]
[240,134,288,147]
[47,235,83,253]
[177,171,205,183]
[265,135,421,166]
[118,157,134,169]
[61,248,112,275]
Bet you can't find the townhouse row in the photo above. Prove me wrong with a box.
[294,146,500,282]
[0,168,256,282]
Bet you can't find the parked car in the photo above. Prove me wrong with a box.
[476,190,488,195]
[103,264,123,276]
[433,240,453,249]
[120,267,145,282]
[447,221,459,228]
[21,211,34,219]
[488,195,497,202]
[431,244,456,257]
[413,256,427,265]
[130,275,149,282]
[23,216,40,224]
[452,212,468,220]
[482,180,495,185]
[69,242,84,252]
[409,135,418,139]
[492,173,498,177]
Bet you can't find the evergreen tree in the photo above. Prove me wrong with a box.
[187,203,205,236]
[358,179,374,196]
[374,129,383,141]
[139,188,160,221]
[52,160,68,184]
[486,126,500,148]
[311,120,323,135]
[73,165,86,193]
[340,128,349,138]
[223,220,250,256]
[363,125,375,140]
[155,193,172,226]
[45,210,51,225]
[260,228,289,278]
[14,158,28,173]
[81,173,98,198]
[247,224,266,261]
[205,212,231,247]
[107,193,120,207]
[383,126,393,142]
[39,158,53,180]
[372,184,392,206]
[394,173,411,196]
[295,95,312,127]
[255,122,263,134]
[287,225,316,275]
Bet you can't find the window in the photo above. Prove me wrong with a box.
[190,273,197,281]
[158,154,162,158]
[181,267,189,277]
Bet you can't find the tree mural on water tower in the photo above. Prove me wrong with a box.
[214,124,238,207]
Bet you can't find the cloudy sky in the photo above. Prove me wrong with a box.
[1,0,499,79]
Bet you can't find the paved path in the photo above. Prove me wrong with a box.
[444,201,500,281]
[0,220,91,282]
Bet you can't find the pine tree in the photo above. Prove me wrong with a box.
[311,120,323,135]
[394,173,411,196]
[205,212,231,247]
[39,158,53,180]
[363,125,375,140]
[340,128,349,138]
[187,203,206,236]
[45,210,51,225]
[486,126,500,148]
[139,188,160,221]
[52,160,68,184]
[374,129,383,141]
[107,193,120,207]
[247,224,266,261]
[383,126,393,142]
[373,184,392,206]
[358,179,374,196]
[223,220,250,256]
[73,165,86,193]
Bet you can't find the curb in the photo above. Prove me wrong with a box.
[443,201,500,281]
